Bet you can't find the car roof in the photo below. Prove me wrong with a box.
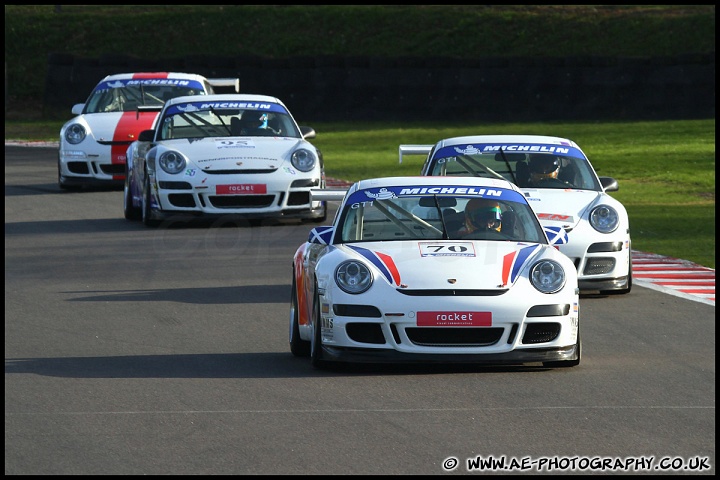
[98,72,212,82]
[350,175,524,194]
[434,134,580,149]
[163,93,285,107]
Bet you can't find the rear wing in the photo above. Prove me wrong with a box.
[398,144,432,164]
[310,188,348,202]
[208,78,240,92]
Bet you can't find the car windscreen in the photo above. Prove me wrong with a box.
[427,146,601,191]
[336,184,548,243]
[157,101,302,140]
[84,78,207,113]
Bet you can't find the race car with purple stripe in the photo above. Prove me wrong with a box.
[400,135,632,295]
[58,72,238,190]
[290,176,580,369]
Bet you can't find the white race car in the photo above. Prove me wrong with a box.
[58,72,239,190]
[400,135,632,295]
[290,176,580,369]
[124,93,326,226]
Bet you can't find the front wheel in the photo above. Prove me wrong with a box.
[141,173,160,227]
[123,168,141,220]
[289,274,310,357]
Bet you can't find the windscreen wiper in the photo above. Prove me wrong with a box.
[207,106,231,135]
[496,148,517,184]
[457,154,506,181]
[432,195,450,239]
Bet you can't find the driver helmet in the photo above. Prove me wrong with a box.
[465,198,502,232]
[529,154,560,182]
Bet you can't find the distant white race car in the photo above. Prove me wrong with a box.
[124,93,326,226]
[290,175,581,369]
[400,135,632,295]
[58,72,239,190]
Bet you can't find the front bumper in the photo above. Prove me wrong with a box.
[148,173,325,220]
[59,144,127,185]
[312,291,580,365]
[578,275,630,293]
[560,237,632,292]
[320,343,579,365]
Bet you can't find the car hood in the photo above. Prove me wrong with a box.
[521,189,600,229]
[78,112,159,142]
[162,137,309,168]
[337,241,547,290]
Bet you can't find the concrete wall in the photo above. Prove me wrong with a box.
[44,53,715,123]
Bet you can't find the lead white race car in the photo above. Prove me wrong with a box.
[290,176,580,369]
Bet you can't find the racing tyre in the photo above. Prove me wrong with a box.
[289,275,310,357]
[543,325,581,368]
[141,174,160,227]
[123,171,141,220]
[310,284,326,369]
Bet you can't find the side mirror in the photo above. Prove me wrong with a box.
[138,129,155,142]
[599,176,619,192]
[300,126,316,140]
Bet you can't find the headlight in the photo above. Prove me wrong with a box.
[158,151,187,174]
[590,205,619,233]
[64,124,86,145]
[530,260,566,294]
[335,261,373,294]
[291,148,317,172]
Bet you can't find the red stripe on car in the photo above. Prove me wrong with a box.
[110,73,170,179]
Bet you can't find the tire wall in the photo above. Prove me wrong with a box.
[44,53,715,122]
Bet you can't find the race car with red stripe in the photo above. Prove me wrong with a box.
[400,135,632,296]
[58,72,239,190]
[290,176,581,369]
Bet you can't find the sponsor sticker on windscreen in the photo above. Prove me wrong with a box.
[417,311,492,327]
[216,184,267,195]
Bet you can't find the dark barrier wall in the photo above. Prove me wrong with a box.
[44,53,715,123]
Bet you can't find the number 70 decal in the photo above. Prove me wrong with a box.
[418,242,476,257]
